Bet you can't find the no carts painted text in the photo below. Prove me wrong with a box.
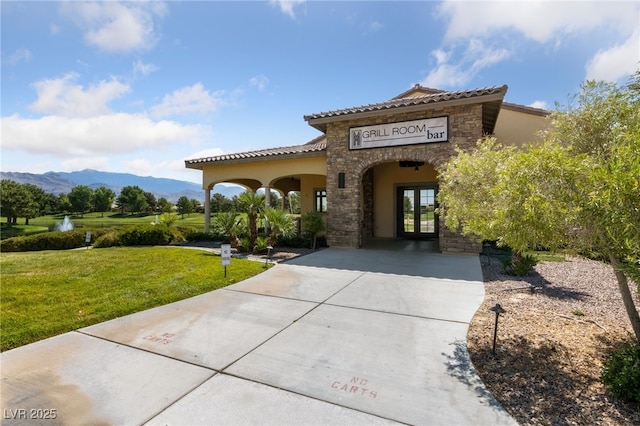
[331,376,378,399]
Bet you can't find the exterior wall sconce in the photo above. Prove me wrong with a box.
[338,172,345,188]
[399,161,425,172]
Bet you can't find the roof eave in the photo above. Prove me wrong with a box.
[185,149,327,170]
[305,90,507,132]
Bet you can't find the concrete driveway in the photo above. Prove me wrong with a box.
[1,248,516,425]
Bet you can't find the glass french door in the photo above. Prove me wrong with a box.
[397,186,438,239]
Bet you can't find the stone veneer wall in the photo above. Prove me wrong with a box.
[325,104,484,252]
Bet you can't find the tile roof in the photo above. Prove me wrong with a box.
[304,85,508,122]
[185,85,532,168]
[185,135,326,168]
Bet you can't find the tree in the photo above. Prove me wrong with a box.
[301,210,326,250]
[19,183,44,225]
[176,196,193,219]
[144,192,157,214]
[0,180,31,225]
[211,193,233,213]
[117,186,148,215]
[264,207,295,246]
[57,193,72,214]
[237,191,265,252]
[285,191,301,214]
[437,73,640,343]
[157,197,173,213]
[67,185,93,217]
[93,186,115,217]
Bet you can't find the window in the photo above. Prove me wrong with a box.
[314,189,327,213]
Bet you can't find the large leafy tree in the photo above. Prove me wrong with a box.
[93,186,116,217]
[157,197,173,213]
[0,180,32,224]
[176,196,193,219]
[68,185,93,217]
[117,185,148,214]
[211,193,233,213]
[437,73,640,342]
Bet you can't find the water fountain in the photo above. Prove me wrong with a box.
[56,215,74,232]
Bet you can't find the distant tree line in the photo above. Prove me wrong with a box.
[1,180,301,225]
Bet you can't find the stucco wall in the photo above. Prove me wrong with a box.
[201,156,326,190]
[372,162,438,238]
[494,107,549,147]
[300,174,327,215]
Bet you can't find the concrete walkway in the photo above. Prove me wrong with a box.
[1,248,516,425]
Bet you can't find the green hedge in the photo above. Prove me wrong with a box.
[117,225,184,246]
[0,228,110,252]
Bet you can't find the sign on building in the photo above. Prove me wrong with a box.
[349,116,448,150]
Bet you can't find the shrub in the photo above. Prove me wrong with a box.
[93,231,121,248]
[602,342,640,403]
[0,229,109,252]
[118,225,181,246]
[301,210,326,250]
[502,253,538,276]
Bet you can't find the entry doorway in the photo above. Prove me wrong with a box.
[397,185,438,239]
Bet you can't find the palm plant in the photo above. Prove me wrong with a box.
[264,207,295,246]
[237,191,265,252]
[211,212,241,246]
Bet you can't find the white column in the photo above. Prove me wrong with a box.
[204,188,211,233]
[265,186,271,208]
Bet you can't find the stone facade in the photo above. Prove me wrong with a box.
[325,104,484,252]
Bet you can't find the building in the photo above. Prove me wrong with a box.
[185,84,549,253]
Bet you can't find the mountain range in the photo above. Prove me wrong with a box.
[0,169,244,203]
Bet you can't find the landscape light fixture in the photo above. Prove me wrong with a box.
[489,303,506,355]
[265,245,273,268]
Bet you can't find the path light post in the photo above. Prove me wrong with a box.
[489,303,506,355]
[265,246,273,268]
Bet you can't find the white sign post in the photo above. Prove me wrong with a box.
[85,231,92,248]
[221,244,231,277]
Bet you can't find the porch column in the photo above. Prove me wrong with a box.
[204,187,211,233]
[265,186,271,208]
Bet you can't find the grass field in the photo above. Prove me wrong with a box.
[1,212,207,239]
[0,247,267,351]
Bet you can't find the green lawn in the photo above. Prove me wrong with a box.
[0,247,267,351]
[1,212,207,239]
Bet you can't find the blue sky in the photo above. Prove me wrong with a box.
[2,1,638,184]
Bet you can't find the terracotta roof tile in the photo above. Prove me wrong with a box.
[304,85,508,121]
[185,135,326,167]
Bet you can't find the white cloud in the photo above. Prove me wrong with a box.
[437,1,638,43]
[1,113,209,157]
[250,74,269,91]
[62,1,167,53]
[5,48,32,65]
[432,1,639,88]
[151,83,223,118]
[269,0,305,19]
[30,73,130,117]
[61,156,110,172]
[586,30,640,83]
[528,100,548,110]
[133,59,158,77]
[420,39,510,88]
[185,148,226,161]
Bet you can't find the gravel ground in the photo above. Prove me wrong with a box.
[469,254,640,426]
